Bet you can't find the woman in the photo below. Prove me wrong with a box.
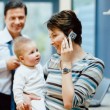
[20,10,104,110]
[43,10,104,110]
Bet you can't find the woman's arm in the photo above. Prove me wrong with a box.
[62,70,74,109]
[61,37,74,109]
[72,61,104,107]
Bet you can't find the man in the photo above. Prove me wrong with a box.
[0,1,27,110]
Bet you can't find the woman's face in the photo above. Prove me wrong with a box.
[48,28,66,54]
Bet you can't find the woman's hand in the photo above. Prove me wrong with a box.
[61,37,73,68]
[16,94,41,110]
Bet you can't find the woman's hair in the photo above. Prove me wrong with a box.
[46,10,82,45]
[13,37,32,58]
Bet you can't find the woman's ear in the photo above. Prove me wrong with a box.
[19,56,24,63]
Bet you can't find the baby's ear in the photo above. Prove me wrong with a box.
[19,56,24,62]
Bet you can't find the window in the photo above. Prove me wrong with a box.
[0,1,4,29]
[72,0,95,55]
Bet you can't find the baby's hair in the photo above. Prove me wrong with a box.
[13,36,33,58]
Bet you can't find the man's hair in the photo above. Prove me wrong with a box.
[4,0,27,16]
[13,37,33,58]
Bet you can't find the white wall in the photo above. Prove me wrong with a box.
[59,0,72,11]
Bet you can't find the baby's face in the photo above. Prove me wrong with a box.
[20,42,41,67]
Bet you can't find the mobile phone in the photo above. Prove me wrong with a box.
[68,31,77,41]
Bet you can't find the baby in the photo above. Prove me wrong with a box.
[13,37,46,110]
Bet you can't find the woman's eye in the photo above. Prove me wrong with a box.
[49,34,57,39]
[51,35,56,39]
[53,35,56,37]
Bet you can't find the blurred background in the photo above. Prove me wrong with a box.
[0,0,110,78]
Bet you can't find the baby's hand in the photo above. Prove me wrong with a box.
[17,102,25,110]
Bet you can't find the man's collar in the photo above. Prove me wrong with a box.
[4,27,13,42]
[0,27,13,44]
[0,27,22,44]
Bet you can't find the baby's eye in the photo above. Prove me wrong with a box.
[30,51,34,54]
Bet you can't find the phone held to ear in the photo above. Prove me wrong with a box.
[68,31,77,41]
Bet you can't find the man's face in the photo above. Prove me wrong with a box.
[5,7,26,37]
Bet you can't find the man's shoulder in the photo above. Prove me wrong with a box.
[0,27,12,44]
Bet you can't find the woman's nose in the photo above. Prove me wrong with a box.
[50,41,54,45]
[50,39,54,45]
